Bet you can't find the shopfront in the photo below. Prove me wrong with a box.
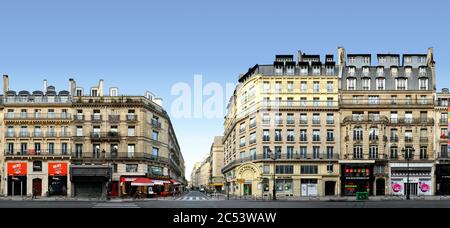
[70,165,111,198]
[48,162,68,196]
[341,163,374,196]
[7,162,27,196]
[436,165,450,195]
[301,179,317,197]
[390,163,433,196]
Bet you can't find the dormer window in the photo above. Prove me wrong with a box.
[348,67,356,77]
[326,66,334,75]
[419,78,428,90]
[347,78,356,90]
[91,88,98,97]
[312,66,321,75]
[110,88,118,96]
[348,57,356,64]
[300,66,308,75]
[274,66,283,75]
[362,67,370,77]
[405,67,412,77]
[395,78,407,90]
[377,67,384,77]
[391,67,398,77]
[420,56,427,63]
[379,57,385,64]
[286,66,294,75]
[76,88,83,97]
[363,57,370,64]
[362,78,370,90]
[404,57,412,64]
[419,67,427,77]
[376,78,385,90]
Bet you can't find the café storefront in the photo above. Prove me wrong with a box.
[7,162,27,196]
[340,163,374,196]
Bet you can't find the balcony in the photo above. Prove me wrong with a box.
[4,150,71,157]
[126,114,138,122]
[343,115,389,124]
[286,136,295,142]
[312,136,320,142]
[90,132,121,142]
[391,118,434,125]
[4,95,71,104]
[438,152,450,160]
[260,100,338,109]
[390,136,399,142]
[300,136,308,142]
[369,135,379,142]
[262,136,270,142]
[341,98,434,107]
[33,132,43,137]
[353,136,363,141]
[60,132,71,137]
[420,137,429,143]
[74,115,85,122]
[327,137,335,142]
[109,115,120,123]
[440,134,448,140]
[221,153,340,174]
[152,120,162,128]
[326,120,334,125]
[71,152,168,162]
[249,139,256,145]
[344,153,388,160]
[19,132,30,137]
[274,136,282,142]
[286,120,295,125]
[4,113,72,120]
[440,119,448,125]
[46,131,57,137]
[91,115,102,122]
[405,137,414,143]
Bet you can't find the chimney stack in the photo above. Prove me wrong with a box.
[3,74,9,94]
[297,50,303,63]
[98,79,104,96]
[43,79,48,94]
[338,47,346,66]
[69,78,76,96]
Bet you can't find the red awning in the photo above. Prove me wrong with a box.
[131,178,154,186]
[170,179,181,185]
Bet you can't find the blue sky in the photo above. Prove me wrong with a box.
[0,0,449,180]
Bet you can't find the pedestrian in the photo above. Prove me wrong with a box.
[32,188,36,199]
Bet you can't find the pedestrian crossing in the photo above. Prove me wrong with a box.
[92,202,140,208]
[175,196,213,201]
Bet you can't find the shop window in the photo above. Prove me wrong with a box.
[33,161,42,172]
[126,164,138,173]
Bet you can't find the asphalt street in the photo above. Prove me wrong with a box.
[1,191,450,208]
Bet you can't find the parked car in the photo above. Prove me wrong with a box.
[199,188,205,192]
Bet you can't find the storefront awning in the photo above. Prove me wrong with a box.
[131,178,154,186]
[153,180,171,185]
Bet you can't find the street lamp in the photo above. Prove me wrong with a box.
[401,147,415,200]
[270,149,277,201]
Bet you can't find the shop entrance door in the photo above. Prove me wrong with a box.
[243,184,252,196]
[405,183,418,196]
[32,179,42,197]
[376,179,385,196]
[325,181,336,196]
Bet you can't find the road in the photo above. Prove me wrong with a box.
[1,191,450,208]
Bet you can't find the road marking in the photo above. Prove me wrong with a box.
[93,203,140,208]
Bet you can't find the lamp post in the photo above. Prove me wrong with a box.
[401,147,415,200]
[270,149,277,201]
